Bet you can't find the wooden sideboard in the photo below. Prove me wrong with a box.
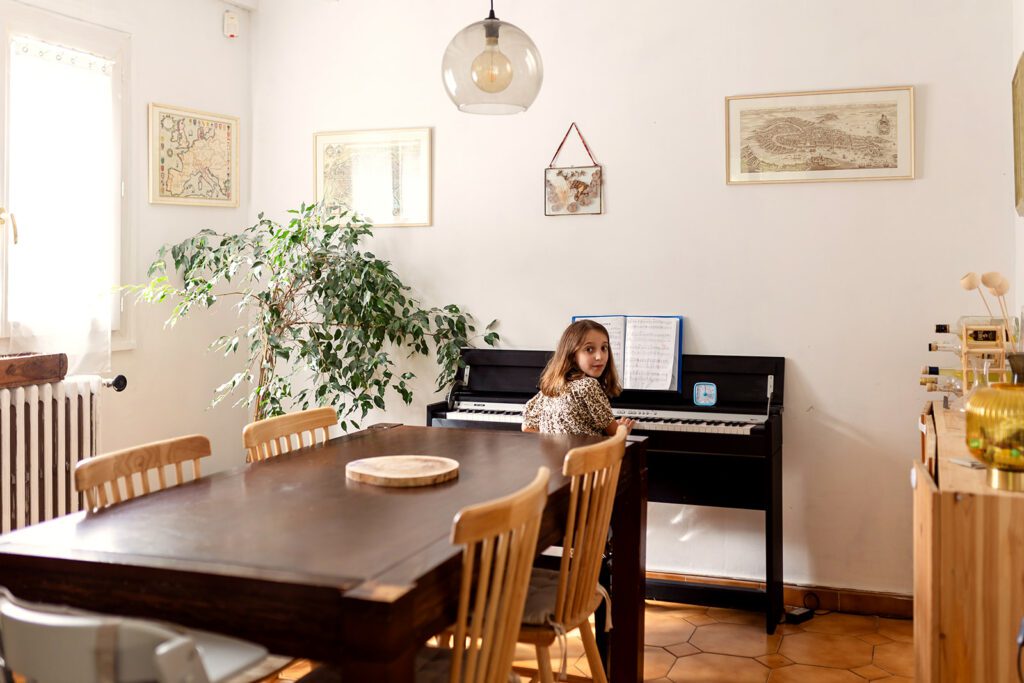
[915,401,1024,681]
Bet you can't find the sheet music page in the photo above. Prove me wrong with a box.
[623,317,679,390]
[575,316,626,370]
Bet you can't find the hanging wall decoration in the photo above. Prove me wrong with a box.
[725,86,914,185]
[149,103,239,207]
[545,122,602,216]
[313,128,432,227]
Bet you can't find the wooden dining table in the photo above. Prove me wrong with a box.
[0,424,647,682]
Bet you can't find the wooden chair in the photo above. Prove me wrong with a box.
[74,435,211,511]
[71,436,290,682]
[0,586,267,683]
[437,466,550,683]
[241,409,338,680]
[296,467,550,683]
[516,426,627,683]
[243,407,336,462]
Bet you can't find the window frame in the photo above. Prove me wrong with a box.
[0,1,133,351]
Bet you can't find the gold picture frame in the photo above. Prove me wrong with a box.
[148,103,239,207]
[313,127,432,227]
[1013,55,1024,216]
[725,86,915,185]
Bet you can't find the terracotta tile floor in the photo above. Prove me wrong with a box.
[260,600,915,682]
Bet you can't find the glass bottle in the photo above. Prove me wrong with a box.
[935,317,1005,335]
[928,340,963,353]
[921,366,1002,382]
[925,376,963,393]
[957,355,993,413]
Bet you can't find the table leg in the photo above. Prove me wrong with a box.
[595,557,610,663]
[609,441,647,683]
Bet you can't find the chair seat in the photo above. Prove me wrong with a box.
[187,629,274,682]
[519,568,603,637]
[0,587,268,683]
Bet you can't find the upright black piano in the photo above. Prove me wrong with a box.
[426,348,786,633]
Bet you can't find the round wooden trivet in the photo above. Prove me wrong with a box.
[345,455,459,488]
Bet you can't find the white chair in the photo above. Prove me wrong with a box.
[0,587,268,683]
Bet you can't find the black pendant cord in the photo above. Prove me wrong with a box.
[487,0,496,20]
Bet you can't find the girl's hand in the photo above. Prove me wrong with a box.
[616,417,635,434]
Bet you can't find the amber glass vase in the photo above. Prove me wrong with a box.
[965,381,1024,491]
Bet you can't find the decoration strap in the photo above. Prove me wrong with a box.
[548,122,599,168]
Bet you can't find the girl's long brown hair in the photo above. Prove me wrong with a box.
[539,320,622,398]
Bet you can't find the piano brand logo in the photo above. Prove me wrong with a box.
[616,409,658,418]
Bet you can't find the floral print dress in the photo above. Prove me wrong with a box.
[522,377,613,436]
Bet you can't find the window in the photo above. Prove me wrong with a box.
[0,1,130,373]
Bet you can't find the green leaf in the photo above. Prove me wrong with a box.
[129,200,498,432]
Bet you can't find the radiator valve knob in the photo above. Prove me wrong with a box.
[103,375,127,392]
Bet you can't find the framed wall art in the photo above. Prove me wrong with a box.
[545,122,602,216]
[725,86,914,185]
[314,127,432,227]
[149,103,239,207]
[1013,54,1024,216]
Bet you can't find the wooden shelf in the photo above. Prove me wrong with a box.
[915,401,1024,681]
[0,352,67,388]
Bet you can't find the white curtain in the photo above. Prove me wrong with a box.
[7,35,117,374]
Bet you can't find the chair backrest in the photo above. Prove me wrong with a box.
[552,426,627,627]
[0,587,209,683]
[242,407,337,462]
[449,467,550,683]
[74,435,211,511]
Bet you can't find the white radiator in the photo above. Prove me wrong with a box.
[0,376,100,532]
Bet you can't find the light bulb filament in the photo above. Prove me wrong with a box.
[471,36,513,93]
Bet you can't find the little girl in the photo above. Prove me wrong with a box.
[522,320,635,436]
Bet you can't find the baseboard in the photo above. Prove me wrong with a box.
[646,571,913,619]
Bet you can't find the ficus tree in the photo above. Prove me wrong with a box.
[131,202,498,429]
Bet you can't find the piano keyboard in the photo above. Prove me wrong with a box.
[447,401,767,435]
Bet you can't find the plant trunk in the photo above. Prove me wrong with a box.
[254,331,274,423]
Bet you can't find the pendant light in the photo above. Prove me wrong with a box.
[441,1,543,115]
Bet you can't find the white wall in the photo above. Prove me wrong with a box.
[23,0,1015,598]
[250,0,1015,595]
[16,0,255,472]
[1016,0,1024,298]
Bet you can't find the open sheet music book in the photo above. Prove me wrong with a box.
[571,315,683,391]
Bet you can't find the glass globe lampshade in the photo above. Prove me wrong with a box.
[442,10,543,115]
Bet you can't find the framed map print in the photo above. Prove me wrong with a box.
[314,128,431,227]
[149,103,239,207]
[725,86,914,185]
